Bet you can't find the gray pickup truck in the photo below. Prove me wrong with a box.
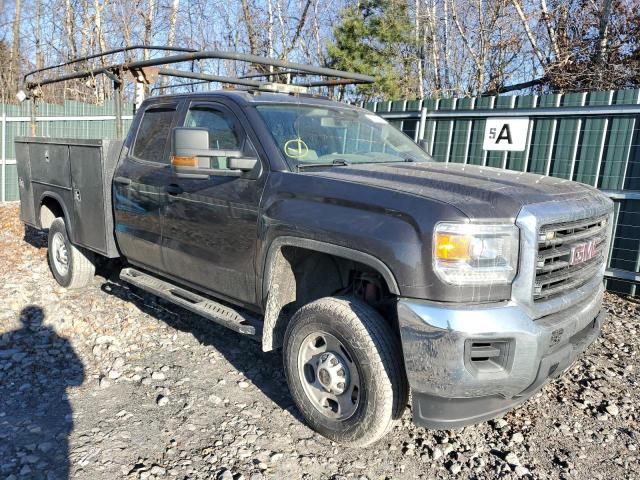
[16,52,614,446]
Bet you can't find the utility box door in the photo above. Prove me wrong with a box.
[15,141,36,226]
[28,142,72,188]
[69,144,108,254]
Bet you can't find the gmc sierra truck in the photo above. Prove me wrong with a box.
[16,55,613,447]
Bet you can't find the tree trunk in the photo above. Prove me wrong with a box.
[94,0,109,55]
[596,0,613,65]
[414,0,424,99]
[143,0,157,60]
[240,0,259,56]
[167,0,180,47]
[540,0,561,61]
[160,0,180,87]
[275,0,287,59]
[10,0,22,91]
[79,0,91,58]
[35,0,44,72]
[443,0,450,89]
[65,0,77,59]
[267,0,275,65]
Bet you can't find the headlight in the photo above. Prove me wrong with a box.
[433,223,519,285]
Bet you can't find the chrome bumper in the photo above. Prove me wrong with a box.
[398,283,604,429]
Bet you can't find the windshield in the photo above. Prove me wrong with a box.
[255,104,432,169]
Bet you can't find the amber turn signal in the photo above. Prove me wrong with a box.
[434,233,470,261]
[171,155,198,167]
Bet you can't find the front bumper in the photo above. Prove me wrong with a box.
[398,284,604,430]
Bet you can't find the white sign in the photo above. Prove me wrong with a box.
[482,117,529,151]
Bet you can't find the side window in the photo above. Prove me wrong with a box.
[184,106,255,169]
[132,108,176,163]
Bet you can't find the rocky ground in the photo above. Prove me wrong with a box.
[0,204,638,480]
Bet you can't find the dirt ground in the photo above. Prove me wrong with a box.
[0,204,638,480]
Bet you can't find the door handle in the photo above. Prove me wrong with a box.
[114,176,132,186]
[165,184,184,196]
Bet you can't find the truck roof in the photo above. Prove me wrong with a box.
[144,89,363,110]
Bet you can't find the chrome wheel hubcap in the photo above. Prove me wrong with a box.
[51,232,69,276]
[298,331,360,420]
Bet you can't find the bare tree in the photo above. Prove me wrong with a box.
[64,0,77,59]
[10,0,22,92]
[240,0,259,56]
[143,0,157,60]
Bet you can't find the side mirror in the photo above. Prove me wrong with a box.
[171,127,259,178]
[228,157,258,172]
[174,127,210,157]
[418,139,429,152]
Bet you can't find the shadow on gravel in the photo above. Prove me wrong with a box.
[0,306,84,480]
[99,277,305,424]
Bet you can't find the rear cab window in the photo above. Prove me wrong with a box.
[132,107,177,163]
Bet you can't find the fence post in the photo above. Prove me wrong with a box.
[417,107,427,142]
[1,110,6,203]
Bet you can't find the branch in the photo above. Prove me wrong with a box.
[510,0,548,70]
[539,0,561,61]
[596,0,614,64]
[451,4,481,70]
[286,0,313,58]
[483,76,547,95]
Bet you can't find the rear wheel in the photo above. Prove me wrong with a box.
[283,296,408,447]
[48,217,95,288]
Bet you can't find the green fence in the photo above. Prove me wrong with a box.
[0,100,134,203]
[368,90,640,296]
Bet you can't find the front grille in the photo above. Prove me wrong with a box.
[534,215,608,301]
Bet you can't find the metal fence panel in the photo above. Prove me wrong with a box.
[0,100,134,203]
[368,88,640,296]
[2,93,639,295]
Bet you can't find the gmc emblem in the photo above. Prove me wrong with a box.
[569,240,598,266]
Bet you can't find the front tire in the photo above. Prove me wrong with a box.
[48,217,95,289]
[283,296,408,447]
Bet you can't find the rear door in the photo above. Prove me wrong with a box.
[161,99,266,306]
[113,100,181,272]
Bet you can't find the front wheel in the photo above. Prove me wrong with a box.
[283,296,408,447]
[48,217,95,289]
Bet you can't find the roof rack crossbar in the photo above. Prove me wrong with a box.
[157,68,263,88]
[300,78,374,87]
[150,80,211,94]
[157,69,373,90]
[239,69,303,79]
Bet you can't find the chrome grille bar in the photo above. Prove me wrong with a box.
[534,215,609,301]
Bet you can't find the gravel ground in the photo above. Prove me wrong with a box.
[0,203,638,480]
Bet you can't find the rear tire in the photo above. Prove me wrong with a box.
[283,296,408,447]
[48,217,95,289]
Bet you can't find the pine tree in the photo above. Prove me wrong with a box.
[327,0,419,100]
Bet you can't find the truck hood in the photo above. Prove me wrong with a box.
[304,162,603,220]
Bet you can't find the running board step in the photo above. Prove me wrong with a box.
[120,267,262,337]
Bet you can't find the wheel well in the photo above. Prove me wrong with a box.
[39,197,65,229]
[262,245,398,351]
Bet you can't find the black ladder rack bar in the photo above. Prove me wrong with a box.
[23,45,199,84]
[21,47,375,139]
[24,49,374,89]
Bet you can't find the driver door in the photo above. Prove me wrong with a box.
[161,100,265,306]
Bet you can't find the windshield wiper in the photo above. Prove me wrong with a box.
[297,159,350,170]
